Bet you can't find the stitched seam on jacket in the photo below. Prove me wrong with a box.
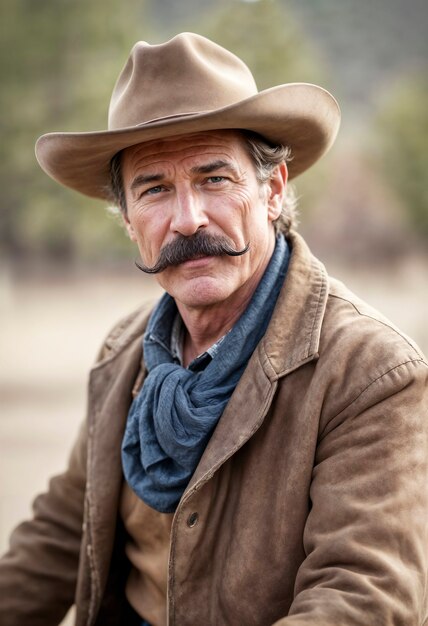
[90,338,143,372]
[329,294,425,359]
[86,516,100,626]
[168,503,182,626]
[327,358,426,426]
[104,304,153,349]
[306,265,327,358]
[85,397,101,625]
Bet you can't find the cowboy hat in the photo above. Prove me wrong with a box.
[35,32,341,200]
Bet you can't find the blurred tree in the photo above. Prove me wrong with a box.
[373,72,428,244]
[0,0,153,263]
[187,0,323,89]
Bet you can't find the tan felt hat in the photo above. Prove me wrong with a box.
[35,32,341,200]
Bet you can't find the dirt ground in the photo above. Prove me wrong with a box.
[0,259,427,624]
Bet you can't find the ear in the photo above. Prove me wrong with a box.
[121,212,138,242]
[267,162,288,222]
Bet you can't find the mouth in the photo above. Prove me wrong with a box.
[180,255,214,268]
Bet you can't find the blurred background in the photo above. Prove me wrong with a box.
[0,0,427,621]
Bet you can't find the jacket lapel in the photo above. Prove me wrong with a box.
[84,306,151,608]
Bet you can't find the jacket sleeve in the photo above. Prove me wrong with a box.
[0,418,88,626]
[275,358,428,626]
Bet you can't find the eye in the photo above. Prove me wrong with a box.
[206,176,226,184]
[145,185,165,195]
[138,184,168,200]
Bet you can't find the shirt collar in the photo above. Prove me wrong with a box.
[170,313,229,370]
[144,234,288,373]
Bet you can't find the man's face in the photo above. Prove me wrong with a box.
[121,130,286,310]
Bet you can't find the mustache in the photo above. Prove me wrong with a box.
[135,232,250,274]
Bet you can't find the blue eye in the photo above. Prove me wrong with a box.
[146,185,164,195]
[207,176,225,183]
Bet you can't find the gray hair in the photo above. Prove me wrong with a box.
[108,131,298,235]
[241,131,297,234]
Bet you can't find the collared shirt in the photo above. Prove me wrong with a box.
[144,235,289,376]
[170,313,228,371]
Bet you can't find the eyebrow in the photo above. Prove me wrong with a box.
[129,159,238,192]
[190,160,238,176]
[130,173,164,191]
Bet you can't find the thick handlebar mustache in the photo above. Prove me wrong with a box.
[135,232,250,274]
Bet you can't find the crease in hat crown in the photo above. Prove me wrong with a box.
[108,33,259,130]
[35,31,341,201]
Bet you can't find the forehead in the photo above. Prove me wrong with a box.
[121,130,251,175]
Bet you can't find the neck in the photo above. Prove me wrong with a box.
[178,294,252,367]
[177,239,276,367]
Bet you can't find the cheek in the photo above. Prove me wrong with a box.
[127,207,169,257]
[212,188,260,227]
[233,190,271,237]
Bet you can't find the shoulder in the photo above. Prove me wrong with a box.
[95,299,157,362]
[324,276,424,362]
[317,275,427,422]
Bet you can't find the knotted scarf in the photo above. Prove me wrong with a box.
[121,235,290,513]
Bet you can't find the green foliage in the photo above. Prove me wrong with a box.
[0,0,153,261]
[181,0,325,89]
[374,72,428,241]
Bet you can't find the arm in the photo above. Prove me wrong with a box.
[0,305,149,626]
[0,419,88,626]
[277,359,428,625]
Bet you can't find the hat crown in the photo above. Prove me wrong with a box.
[108,33,259,130]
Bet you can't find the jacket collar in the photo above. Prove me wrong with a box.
[260,230,328,379]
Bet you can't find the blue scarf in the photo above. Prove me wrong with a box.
[121,235,290,513]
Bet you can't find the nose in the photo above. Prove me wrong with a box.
[170,187,209,236]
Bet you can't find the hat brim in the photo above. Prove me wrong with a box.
[35,83,340,201]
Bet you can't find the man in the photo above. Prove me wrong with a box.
[0,32,427,626]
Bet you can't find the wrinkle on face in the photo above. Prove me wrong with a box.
[123,132,253,202]
[120,130,280,329]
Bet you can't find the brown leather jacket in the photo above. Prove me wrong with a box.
[1,232,427,626]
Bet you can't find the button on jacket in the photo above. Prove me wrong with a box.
[0,232,427,626]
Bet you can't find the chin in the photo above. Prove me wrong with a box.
[169,276,236,309]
